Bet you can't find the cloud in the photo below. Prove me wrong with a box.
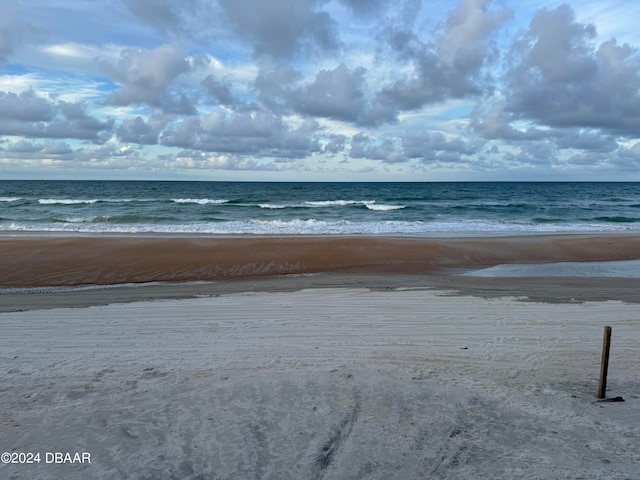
[100,44,193,113]
[350,133,406,163]
[403,131,480,160]
[202,74,238,107]
[254,60,300,112]
[0,3,35,61]
[0,89,54,121]
[438,0,512,64]
[6,139,42,153]
[503,5,640,136]
[124,0,182,35]
[168,151,276,171]
[219,0,339,57]
[123,0,228,47]
[376,0,509,118]
[322,134,347,155]
[160,110,321,158]
[290,64,367,123]
[117,114,171,145]
[339,0,386,17]
[555,129,618,153]
[0,90,113,142]
[3,139,73,159]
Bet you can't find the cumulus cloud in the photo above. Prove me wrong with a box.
[290,64,367,123]
[100,44,193,113]
[6,139,42,153]
[0,90,112,142]
[117,114,172,145]
[254,60,300,112]
[0,89,54,121]
[376,0,509,118]
[403,131,479,160]
[555,130,618,153]
[322,134,347,155]
[160,110,321,158]
[504,5,640,136]
[2,139,74,160]
[350,133,406,163]
[202,74,238,107]
[219,0,339,57]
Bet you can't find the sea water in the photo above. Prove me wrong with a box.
[1,181,639,236]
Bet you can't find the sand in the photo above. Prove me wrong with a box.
[1,234,640,479]
[2,233,640,287]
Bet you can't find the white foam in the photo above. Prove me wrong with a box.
[304,200,375,207]
[38,198,98,204]
[365,204,405,211]
[4,219,640,236]
[258,204,289,209]
[171,198,229,205]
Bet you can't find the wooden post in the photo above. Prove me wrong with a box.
[597,326,612,399]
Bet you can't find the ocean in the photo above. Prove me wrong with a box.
[1,181,639,236]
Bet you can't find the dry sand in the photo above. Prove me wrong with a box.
[1,234,640,479]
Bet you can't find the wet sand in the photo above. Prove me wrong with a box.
[1,233,640,287]
[1,233,640,311]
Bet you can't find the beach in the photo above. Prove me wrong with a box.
[1,234,640,479]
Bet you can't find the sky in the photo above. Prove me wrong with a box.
[1,0,640,181]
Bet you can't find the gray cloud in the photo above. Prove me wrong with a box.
[117,114,172,145]
[0,3,35,61]
[202,74,238,108]
[101,44,193,113]
[322,134,347,155]
[471,100,548,141]
[290,64,367,122]
[254,60,301,112]
[219,0,339,57]
[0,90,112,142]
[0,20,16,60]
[339,0,386,17]
[504,5,640,136]
[42,141,73,155]
[6,139,42,153]
[403,131,479,160]
[160,111,321,158]
[124,0,182,35]
[0,90,54,121]
[555,130,618,153]
[377,0,509,117]
[122,0,219,45]
[3,139,74,160]
[350,134,406,163]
